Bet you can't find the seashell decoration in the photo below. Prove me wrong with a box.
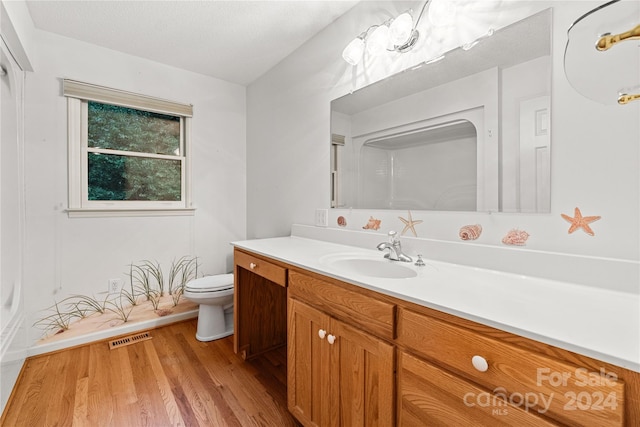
[362,216,381,231]
[501,229,530,246]
[459,224,482,241]
[337,216,347,227]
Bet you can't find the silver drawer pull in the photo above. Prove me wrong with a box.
[472,355,489,372]
[249,262,257,269]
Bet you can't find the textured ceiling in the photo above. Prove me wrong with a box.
[26,0,359,85]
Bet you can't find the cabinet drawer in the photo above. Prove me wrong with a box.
[289,270,395,340]
[398,351,560,426]
[235,249,287,287]
[397,308,624,427]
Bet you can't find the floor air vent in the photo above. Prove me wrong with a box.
[109,331,152,350]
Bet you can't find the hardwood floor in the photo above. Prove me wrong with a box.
[1,319,300,427]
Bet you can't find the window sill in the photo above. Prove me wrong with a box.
[66,208,196,218]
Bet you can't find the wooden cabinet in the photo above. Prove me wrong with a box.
[234,248,640,426]
[235,249,286,286]
[288,298,330,427]
[397,307,625,426]
[233,248,288,360]
[288,277,394,427]
[398,350,561,426]
[288,270,395,340]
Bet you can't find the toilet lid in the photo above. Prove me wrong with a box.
[185,273,234,293]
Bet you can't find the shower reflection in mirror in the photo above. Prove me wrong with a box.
[331,9,552,214]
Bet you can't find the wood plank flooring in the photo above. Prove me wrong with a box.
[1,319,300,427]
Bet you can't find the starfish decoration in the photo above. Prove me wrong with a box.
[561,207,601,236]
[399,211,423,237]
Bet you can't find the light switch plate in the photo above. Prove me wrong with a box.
[315,209,328,227]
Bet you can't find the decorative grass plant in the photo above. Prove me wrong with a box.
[142,260,165,296]
[131,263,153,301]
[35,255,201,337]
[105,295,134,323]
[67,294,109,315]
[168,256,199,306]
[33,300,72,335]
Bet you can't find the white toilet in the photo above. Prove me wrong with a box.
[183,273,234,342]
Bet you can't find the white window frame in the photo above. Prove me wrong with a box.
[64,80,195,218]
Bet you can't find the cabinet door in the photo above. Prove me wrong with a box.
[288,299,395,427]
[288,299,333,426]
[330,318,394,427]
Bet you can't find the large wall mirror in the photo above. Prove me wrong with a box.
[331,9,551,213]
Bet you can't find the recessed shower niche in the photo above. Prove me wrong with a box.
[358,115,480,211]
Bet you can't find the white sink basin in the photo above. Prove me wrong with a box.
[321,253,418,279]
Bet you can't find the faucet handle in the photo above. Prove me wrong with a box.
[388,230,398,243]
[415,254,425,267]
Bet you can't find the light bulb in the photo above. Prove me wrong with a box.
[389,12,414,46]
[342,37,365,66]
[366,25,390,56]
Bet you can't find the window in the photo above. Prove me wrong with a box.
[64,80,194,217]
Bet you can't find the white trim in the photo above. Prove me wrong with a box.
[0,2,34,72]
[66,208,196,218]
[67,98,83,209]
[29,309,198,356]
[87,148,182,161]
[184,117,192,208]
[80,101,89,205]
[66,90,193,216]
[82,198,185,209]
[63,79,193,117]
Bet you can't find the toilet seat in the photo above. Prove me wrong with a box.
[185,274,234,293]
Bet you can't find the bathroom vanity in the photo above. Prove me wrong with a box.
[233,249,287,360]
[232,236,639,426]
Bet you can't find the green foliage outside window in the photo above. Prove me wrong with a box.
[87,102,182,201]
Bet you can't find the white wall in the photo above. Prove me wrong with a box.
[247,1,639,265]
[23,29,246,345]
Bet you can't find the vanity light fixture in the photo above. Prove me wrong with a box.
[596,24,640,104]
[564,0,640,105]
[389,11,418,51]
[366,23,391,55]
[342,36,366,66]
[342,1,430,66]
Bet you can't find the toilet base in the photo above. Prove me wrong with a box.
[194,304,234,342]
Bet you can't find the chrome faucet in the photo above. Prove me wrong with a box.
[377,231,412,262]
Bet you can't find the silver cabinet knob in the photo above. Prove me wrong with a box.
[318,329,326,339]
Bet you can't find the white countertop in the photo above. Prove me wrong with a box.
[233,236,640,373]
